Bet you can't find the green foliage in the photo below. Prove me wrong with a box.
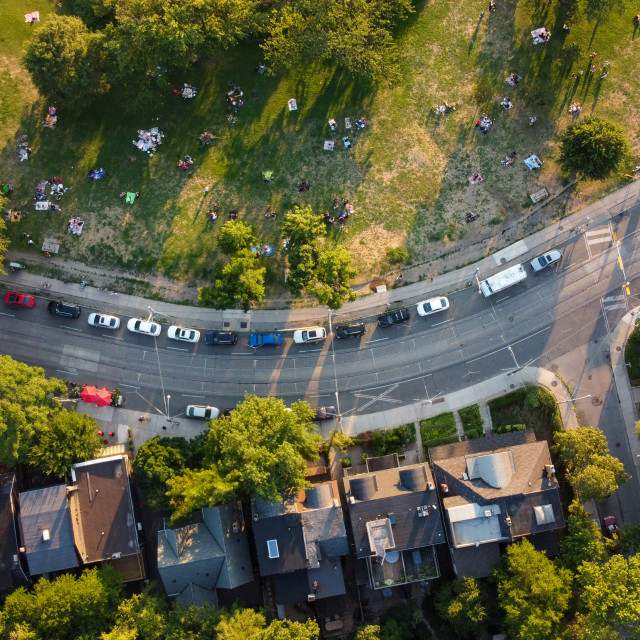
[28,410,102,478]
[625,323,640,386]
[636,420,640,440]
[495,539,572,640]
[616,524,640,555]
[261,0,412,81]
[168,396,321,519]
[559,500,606,573]
[326,429,355,453]
[355,626,380,640]
[382,246,410,272]
[100,589,167,640]
[307,246,357,309]
[423,434,459,450]
[553,426,631,502]
[494,423,527,435]
[0,356,67,468]
[420,413,456,441]
[282,206,326,250]
[0,567,123,640]
[23,16,110,105]
[368,423,416,456]
[212,249,266,311]
[458,404,483,435]
[435,577,488,639]
[217,221,259,255]
[132,436,188,511]
[576,554,640,636]
[216,607,319,640]
[0,198,9,273]
[341,457,352,468]
[560,117,631,179]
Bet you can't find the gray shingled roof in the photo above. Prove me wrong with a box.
[343,463,445,558]
[18,485,79,575]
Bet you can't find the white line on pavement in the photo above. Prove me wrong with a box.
[182,394,205,398]
[62,326,82,331]
[167,346,188,351]
[432,318,453,326]
[367,337,389,343]
[0,312,15,318]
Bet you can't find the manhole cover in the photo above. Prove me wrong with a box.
[592,397,603,406]
[616,346,622,352]
[559,226,564,231]
[551,380,558,387]
[549,363,559,372]
[510,384,515,389]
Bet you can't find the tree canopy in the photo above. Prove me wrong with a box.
[560,117,630,179]
[495,538,572,640]
[559,500,606,573]
[218,221,259,256]
[435,576,488,639]
[553,426,630,502]
[167,395,322,520]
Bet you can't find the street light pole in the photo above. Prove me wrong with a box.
[507,346,520,370]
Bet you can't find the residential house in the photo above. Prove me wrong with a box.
[18,484,79,576]
[430,430,565,578]
[68,454,146,581]
[342,456,445,590]
[157,502,253,607]
[251,481,349,610]
[0,473,26,590]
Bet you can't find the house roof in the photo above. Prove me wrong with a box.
[176,582,218,608]
[343,462,445,559]
[451,542,502,578]
[273,558,346,605]
[430,431,565,549]
[18,485,79,575]
[0,474,20,590]
[69,455,139,564]
[251,482,348,577]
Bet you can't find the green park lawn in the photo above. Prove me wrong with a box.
[1,0,639,297]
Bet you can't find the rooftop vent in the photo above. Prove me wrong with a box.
[440,484,449,493]
[484,510,493,518]
[427,482,435,491]
[307,594,316,602]
[42,529,50,542]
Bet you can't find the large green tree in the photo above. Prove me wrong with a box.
[261,0,412,80]
[495,538,572,640]
[23,16,110,105]
[132,436,188,511]
[28,410,102,478]
[213,249,266,311]
[435,577,488,639]
[0,567,123,640]
[576,554,640,637]
[553,426,630,502]
[218,221,259,255]
[0,356,67,468]
[216,609,319,640]
[559,501,606,573]
[560,117,630,180]
[100,590,167,640]
[309,246,357,309]
[282,206,326,250]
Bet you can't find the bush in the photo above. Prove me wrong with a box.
[368,423,416,457]
[361,452,369,463]
[625,323,640,386]
[341,457,352,468]
[488,388,526,409]
[425,434,460,451]
[464,429,482,440]
[420,413,457,441]
[494,424,527,434]
[459,405,483,435]
[384,246,410,266]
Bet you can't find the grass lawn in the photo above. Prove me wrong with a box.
[2,0,640,297]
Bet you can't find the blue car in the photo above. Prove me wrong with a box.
[249,333,282,347]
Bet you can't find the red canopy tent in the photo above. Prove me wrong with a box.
[80,385,99,403]
[80,385,112,407]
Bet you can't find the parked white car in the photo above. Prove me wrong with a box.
[127,318,161,336]
[168,325,201,343]
[416,296,450,317]
[293,327,327,344]
[531,250,562,272]
[88,313,121,329]
[186,405,220,420]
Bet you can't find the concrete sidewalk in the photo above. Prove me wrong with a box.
[3,180,640,331]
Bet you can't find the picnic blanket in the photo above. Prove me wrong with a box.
[324,141,335,151]
[126,192,136,204]
[35,201,52,210]
[133,127,163,153]
[532,28,550,44]
[68,218,84,235]
[506,73,521,87]
[524,154,543,170]
[181,84,197,99]
[25,11,39,22]
[288,99,298,111]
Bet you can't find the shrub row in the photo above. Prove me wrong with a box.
[625,322,640,386]
[369,423,416,457]
[494,424,527,434]
[424,434,460,450]
[458,404,483,435]
[420,412,457,441]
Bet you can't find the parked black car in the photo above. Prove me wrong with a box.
[314,406,337,420]
[335,323,366,339]
[205,331,238,345]
[377,307,410,328]
[48,300,81,318]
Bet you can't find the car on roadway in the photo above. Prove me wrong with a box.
[48,300,81,318]
[4,292,35,308]
[335,323,366,339]
[168,325,201,343]
[314,406,337,420]
[186,405,220,420]
[378,307,410,328]
[88,313,121,329]
[205,331,238,346]
[603,515,619,537]
[127,318,161,336]
[249,333,282,347]
[530,250,562,272]
[416,296,450,317]
[293,327,327,344]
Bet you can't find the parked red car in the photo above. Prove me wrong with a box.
[4,291,35,308]
[603,516,619,537]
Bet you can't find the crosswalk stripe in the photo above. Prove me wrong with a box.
[602,295,626,303]
[604,302,627,311]
[585,229,611,238]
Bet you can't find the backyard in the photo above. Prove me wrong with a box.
[2,0,640,298]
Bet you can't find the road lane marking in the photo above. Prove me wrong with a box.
[355,384,401,412]
[167,346,188,351]
[61,326,82,331]
[367,337,389,343]
[0,312,15,318]
[103,334,124,340]
[432,318,453,326]
[183,394,205,398]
